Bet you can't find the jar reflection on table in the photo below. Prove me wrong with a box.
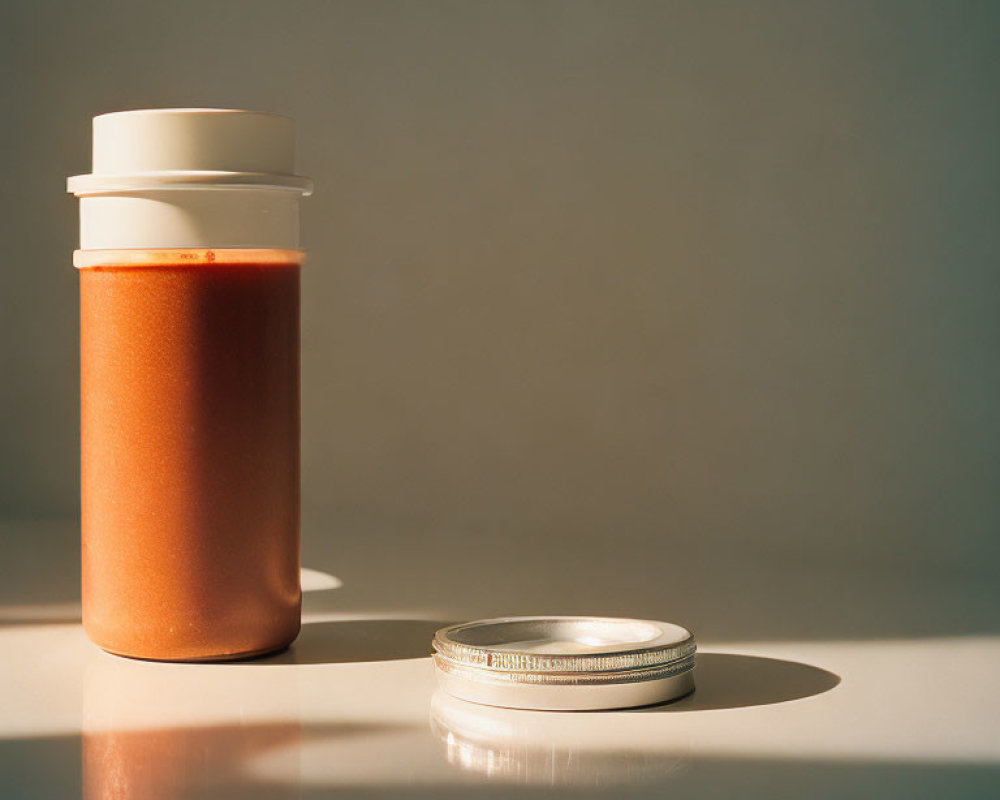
[82,656,301,800]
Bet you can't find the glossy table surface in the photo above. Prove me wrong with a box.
[2,520,998,798]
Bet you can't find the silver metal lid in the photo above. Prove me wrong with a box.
[433,616,696,711]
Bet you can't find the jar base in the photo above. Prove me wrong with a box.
[94,639,296,663]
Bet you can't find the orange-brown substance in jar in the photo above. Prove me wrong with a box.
[79,249,301,661]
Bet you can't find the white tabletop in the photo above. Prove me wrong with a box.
[2,520,998,798]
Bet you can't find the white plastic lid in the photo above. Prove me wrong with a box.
[68,108,312,250]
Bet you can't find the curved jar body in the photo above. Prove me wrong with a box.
[79,248,301,660]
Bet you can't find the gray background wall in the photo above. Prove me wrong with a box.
[2,1,998,635]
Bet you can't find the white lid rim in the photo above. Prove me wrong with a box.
[433,652,696,684]
[68,171,313,197]
[94,107,290,118]
[435,666,696,711]
[435,616,695,663]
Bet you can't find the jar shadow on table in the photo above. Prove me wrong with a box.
[224,565,448,665]
[242,618,449,665]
